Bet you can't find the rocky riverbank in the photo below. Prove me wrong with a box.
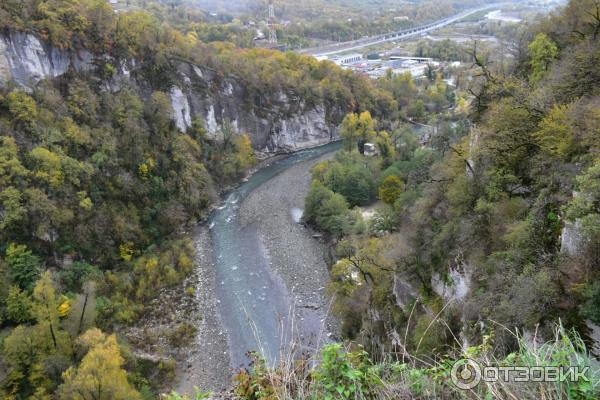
[239,152,339,349]
[175,149,339,395]
[176,226,231,395]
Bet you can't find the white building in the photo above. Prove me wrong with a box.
[333,53,363,66]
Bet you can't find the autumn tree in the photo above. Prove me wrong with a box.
[375,131,395,166]
[32,272,63,351]
[6,91,38,127]
[534,104,577,161]
[59,329,141,400]
[340,111,376,153]
[3,325,41,398]
[378,175,404,205]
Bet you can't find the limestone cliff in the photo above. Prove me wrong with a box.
[0,31,338,153]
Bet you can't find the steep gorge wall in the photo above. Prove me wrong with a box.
[166,62,337,153]
[0,31,93,87]
[0,30,338,153]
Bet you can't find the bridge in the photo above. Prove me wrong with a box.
[299,3,506,57]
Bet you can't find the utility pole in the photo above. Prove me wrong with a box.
[267,0,278,44]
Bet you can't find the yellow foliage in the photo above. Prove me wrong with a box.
[119,242,135,262]
[178,254,193,273]
[186,31,199,46]
[164,266,179,286]
[29,147,64,188]
[58,296,71,318]
[137,158,156,180]
[146,257,159,275]
[61,117,92,146]
[60,329,141,400]
[311,160,330,182]
[77,191,93,211]
[378,175,404,205]
[534,104,576,161]
[234,134,256,171]
[6,91,38,123]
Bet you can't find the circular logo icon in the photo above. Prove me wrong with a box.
[451,358,482,390]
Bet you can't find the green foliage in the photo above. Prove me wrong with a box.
[274,0,484,44]
[6,91,38,125]
[415,39,473,62]
[566,160,600,220]
[581,281,600,324]
[314,344,380,400]
[3,1,600,398]
[304,181,360,238]
[529,33,559,83]
[340,112,376,153]
[0,186,27,233]
[6,243,41,292]
[324,161,376,207]
[304,0,600,372]
[167,322,198,347]
[56,262,100,293]
[534,104,577,160]
[0,136,28,185]
[96,239,195,324]
[369,205,398,234]
[375,131,395,165]
[222,325,600,400]
[233,352,276,400]
[6,286,33,323]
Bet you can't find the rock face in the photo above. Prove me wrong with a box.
[0,31,93,87]
[561,219,585,256]
[170,86,193,132]
[587,320,600,357]
[431,263,472,303]
[0,31,339,153]
[166,63,337,152]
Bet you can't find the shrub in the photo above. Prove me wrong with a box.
[6,243,41,292]
[56,262,101,293]
[167,322,198,347]
[6,286,33,323]
[314,344,381,400]
[378,175,404,205]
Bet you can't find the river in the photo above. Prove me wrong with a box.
[210,141,341,367]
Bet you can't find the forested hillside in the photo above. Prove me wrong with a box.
[0,1,397,398]
[290,0,600,398]
[183,2,600,399]
[1,0,600,399]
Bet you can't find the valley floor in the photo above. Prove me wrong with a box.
[176,151,339,395]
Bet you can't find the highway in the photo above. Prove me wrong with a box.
[299,3,507,57]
